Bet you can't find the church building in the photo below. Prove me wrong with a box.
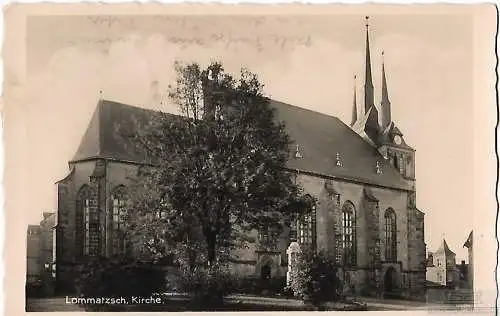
[53,19,426,298]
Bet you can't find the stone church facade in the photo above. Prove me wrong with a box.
[54,21,427,298]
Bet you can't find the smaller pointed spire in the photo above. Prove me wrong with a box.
[380,50,392,129]
[351,74,358,126]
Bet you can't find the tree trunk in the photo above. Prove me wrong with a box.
[206,232,217,266]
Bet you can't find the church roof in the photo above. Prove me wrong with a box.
[271,100,411,190]
[71,98,412,191]
[71,99,177,164]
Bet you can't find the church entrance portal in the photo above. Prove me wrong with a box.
[261,264,271,280]
[384,267,398,298]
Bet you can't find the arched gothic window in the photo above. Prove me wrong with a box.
[296,196,316,251]
[111,186,128,255]
[384,208,397,261]
[75,185,98,256]
[341,201,356,266]
[258,223,277,251]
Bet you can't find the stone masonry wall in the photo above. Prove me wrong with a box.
[56,160,424,297]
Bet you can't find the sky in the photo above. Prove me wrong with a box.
[24,12,473,261]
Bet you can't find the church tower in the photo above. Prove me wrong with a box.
[375,51,417,207]
[350,17,417,205]
[352,17,381,146]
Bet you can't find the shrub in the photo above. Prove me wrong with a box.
[232,276,288,296]
[288,251,342,306]
[75,256,166,311]
[176,262,235,310]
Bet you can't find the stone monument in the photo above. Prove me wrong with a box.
[286,242,302,287]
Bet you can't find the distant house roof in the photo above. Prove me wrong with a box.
[435,239,456,256]
[70,98,412,191]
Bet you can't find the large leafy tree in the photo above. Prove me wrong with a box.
[125,61,306,266]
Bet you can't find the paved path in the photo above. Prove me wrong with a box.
[26,294,475,312]
[229,294,455,311]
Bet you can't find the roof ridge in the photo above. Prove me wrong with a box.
[266,98,342,121]
[70,97,413,191]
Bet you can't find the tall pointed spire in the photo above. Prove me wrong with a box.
[380,50,392,129]
[351,74,358,126]
[361,16,380,143]
[364,16,374,113]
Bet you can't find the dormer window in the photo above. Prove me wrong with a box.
[335,194,341,207]
[335,152,343,167]
[376,161,383,174]
[294,144,303,159]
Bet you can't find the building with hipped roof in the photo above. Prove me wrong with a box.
[53,17,426,299]
[426,239,459,287]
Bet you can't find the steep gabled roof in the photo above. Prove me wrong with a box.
[71,99,177,164]
[436,239,456,256]
[71,98,412,191]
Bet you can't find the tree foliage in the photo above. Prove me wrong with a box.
[124,61,306,267]
[289,250,342,307]
[75,256,166,311]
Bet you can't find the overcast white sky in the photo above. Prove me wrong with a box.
[24,12,473,261]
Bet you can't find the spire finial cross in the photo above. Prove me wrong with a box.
[365,16,370,28]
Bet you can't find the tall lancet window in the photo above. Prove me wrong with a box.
[298,211,313,247]
[75,185,95,256]
[297,196,316,251]
[341,201,356,266]
[384,208,397,261]
[111,186,128,255]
